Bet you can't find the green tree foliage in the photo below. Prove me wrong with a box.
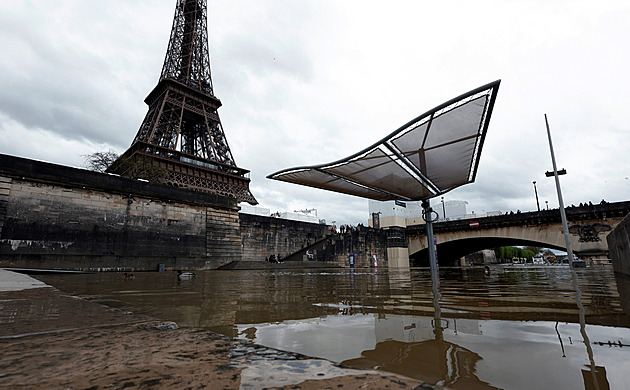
[494,246,537,262]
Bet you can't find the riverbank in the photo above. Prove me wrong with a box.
[0,269,425,389]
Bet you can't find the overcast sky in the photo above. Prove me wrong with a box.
[1,0,629,225]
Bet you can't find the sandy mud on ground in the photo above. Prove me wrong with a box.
[0,278,425,389]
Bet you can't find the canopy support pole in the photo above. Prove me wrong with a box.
[422,199,440,292]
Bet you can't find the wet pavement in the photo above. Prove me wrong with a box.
[0,269,425,389]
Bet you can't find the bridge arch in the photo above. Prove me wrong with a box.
[410,237,566,267]
[406,201,630,267]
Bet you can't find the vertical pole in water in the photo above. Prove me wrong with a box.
[546,114,599,389]
[423,199,442,340]
[544,114,576,270]
[422,199,439,288]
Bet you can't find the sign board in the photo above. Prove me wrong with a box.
[469,221,480,228]
[372,213,380,229]
[395,200,407,208]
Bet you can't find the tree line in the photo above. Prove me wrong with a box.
[494,246,541,261]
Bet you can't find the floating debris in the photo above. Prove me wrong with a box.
[156,321,179,330]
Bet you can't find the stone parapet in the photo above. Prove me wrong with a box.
[0,154,239,271]
[0,154,237,210]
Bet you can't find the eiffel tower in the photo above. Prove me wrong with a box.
[109,0,257,205]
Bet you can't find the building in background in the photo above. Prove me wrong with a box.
[240,205,321,224]
[367,199,471,226]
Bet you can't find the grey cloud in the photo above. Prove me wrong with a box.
[2,1,629,227]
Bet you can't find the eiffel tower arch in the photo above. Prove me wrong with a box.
[109,0,257,205]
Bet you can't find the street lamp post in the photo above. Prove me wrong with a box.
[545,200,549,210]
[441,197,446,221]
[533,181,540,212]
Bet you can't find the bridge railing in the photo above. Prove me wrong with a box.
[407,201,630,234]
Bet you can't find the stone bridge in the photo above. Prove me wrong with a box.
[406,201,630,266]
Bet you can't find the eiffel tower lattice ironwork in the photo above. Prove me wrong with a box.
[109,0,257,205]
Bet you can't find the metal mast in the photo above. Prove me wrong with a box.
[110,0,257,205]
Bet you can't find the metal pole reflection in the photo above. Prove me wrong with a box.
[554,321,566,357]
[571,268,601,390]
[432,274,443,341]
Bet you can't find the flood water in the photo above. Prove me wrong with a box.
[38,266,630,389]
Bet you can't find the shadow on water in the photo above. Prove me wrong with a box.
[36,266,630,389]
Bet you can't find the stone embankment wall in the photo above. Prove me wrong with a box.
[0,154,240,271]
[239,217,388,267]
[317,228,388,267]
[607,212,630,276]
[0,154,389,271]
[239,214,329,261]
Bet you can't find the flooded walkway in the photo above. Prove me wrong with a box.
[31,266,630,389]
[0,269,424,389]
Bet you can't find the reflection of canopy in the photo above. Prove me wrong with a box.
[267,80,500,201]
[343,339,499,389]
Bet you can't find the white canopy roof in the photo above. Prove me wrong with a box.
[268,80,501,201]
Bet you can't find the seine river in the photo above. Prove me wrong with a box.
[39,266,630,389]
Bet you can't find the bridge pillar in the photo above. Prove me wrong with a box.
[388,247,410,268]
[381,215,409,268]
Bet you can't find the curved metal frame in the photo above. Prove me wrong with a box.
[267,80,501,201]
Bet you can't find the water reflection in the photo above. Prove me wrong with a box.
[341,270,497,389]
[570,266,609,390]
[36,267,630,390]
[344,339,494,389]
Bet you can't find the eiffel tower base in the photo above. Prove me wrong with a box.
[110,141,257,205]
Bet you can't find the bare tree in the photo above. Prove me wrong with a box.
[116,157,168,184]
[83,150,119,173]
[84,151,168,184]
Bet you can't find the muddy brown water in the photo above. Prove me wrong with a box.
[37,266,630,389]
